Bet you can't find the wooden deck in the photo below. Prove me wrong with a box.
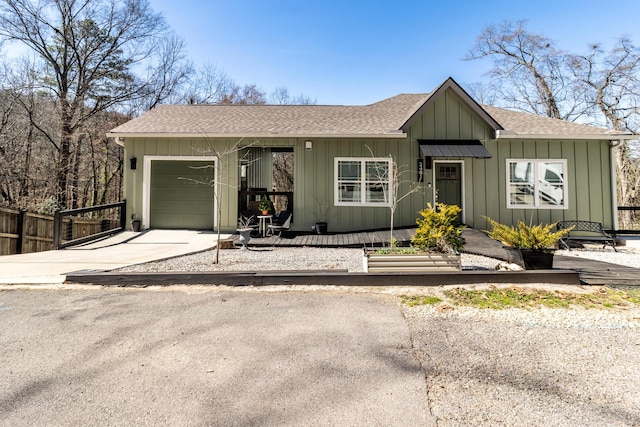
[231,228,416,248]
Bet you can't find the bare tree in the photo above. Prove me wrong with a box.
[569,38,640,223]
[269,86,317,105]
[181,138,257,264]
[272,152,294,192]
[176,63,236,105]
[467,20,640,219]
[366,147,422,248]
[218,84,266,105]
[465,20,585,121]
[0,0,189,207]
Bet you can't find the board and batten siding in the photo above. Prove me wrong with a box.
[403,86,616,230]
[295,137,428,233]
[404,86,496,229]
[472,138,615,230]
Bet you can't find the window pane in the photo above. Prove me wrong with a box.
[509,161,533,184]
[510,184,534,205]
[338,161,360,180]
[538,162,564,206]
[365,161,388,181]
[338,183,360,203]
[366,183,388,203]
[507,159,566,208]
[335,158,391,206]
[439,166,457,180]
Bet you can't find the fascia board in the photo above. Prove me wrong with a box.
[107,132,408,141]
[495,133,637,141]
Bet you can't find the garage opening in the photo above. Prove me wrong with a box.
[149,159,215,229]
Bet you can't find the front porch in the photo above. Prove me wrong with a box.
[231,227,415,248]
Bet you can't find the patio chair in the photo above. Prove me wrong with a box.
[267,210,292,237]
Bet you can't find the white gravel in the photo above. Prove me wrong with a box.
[557,240,640,267]
[116,239,640,272]
[402,302,640,426]
[116,248,503,272]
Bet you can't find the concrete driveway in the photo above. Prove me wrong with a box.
[0,230,225,285]
[0,288,432,426]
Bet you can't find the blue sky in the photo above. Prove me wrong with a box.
[133,1,640,105]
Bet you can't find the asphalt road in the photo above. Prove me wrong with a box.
[3,286,639,427]
[0,287,432,426]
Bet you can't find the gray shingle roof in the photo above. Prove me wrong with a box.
[482,105,627,138]
[109,94,429,137]
[109,92,631,139]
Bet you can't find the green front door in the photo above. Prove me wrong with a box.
[435,162,463,222]
[149,160,214,229]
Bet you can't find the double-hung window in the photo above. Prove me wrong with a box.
[335,157,392,206]
[507,159,567,209]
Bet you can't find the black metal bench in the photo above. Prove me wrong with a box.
[556,220,617,251]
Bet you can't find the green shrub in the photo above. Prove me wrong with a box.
[484,217,573,250]
[411,203,465,253]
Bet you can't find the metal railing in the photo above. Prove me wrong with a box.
[238,191,293,215]
[614,206,640,235]
[53,201,126,249]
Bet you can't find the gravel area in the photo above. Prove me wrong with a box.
[402,302,640,426]
[116,248,504,273]
[116,240,640,273]
[557,241,640,267]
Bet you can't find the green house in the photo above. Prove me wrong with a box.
[108,77,634,233]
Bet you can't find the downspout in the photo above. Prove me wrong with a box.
[609,139,622,231]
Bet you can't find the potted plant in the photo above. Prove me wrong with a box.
[131,214,141,232]
[313,198,333,234]
[483,217,574,269]
[363,203,465,272]
[236,215,255,250]
[258,196,271,216]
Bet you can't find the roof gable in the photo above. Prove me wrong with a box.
[400,77,503,132]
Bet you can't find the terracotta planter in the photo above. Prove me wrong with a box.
[363,249,461,272]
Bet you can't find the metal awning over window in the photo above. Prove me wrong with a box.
[418,140,492,158]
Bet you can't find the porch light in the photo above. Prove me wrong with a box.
[305,140,313,151]
[130,157,137,170]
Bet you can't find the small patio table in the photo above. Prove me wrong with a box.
[257,215,273,237]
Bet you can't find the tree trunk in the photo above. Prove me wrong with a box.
[57,134,72,208]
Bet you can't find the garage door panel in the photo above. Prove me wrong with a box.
[150,160,215,229]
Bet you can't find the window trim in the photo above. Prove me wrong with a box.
[334,157,393,207]
[506,158,568,210]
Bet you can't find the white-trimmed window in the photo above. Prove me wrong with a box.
[335,157,392,206]
[507,159,567,209]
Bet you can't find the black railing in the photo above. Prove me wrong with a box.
[614,206,640,235]
[238,190,293,221]
[53,201,127,249]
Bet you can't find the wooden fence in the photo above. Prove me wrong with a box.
[0,201,126,255]
[0,207,55,255]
